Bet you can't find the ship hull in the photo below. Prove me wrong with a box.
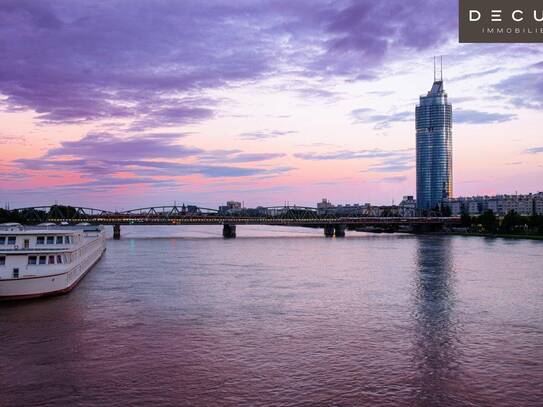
[0,245,105,301]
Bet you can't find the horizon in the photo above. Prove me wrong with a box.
[1,1,542,210]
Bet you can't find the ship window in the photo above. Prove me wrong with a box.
[28,256,37,265]
[13,268,19,278]
[39,256,46,265]
[47,236,54,244]
[37,236,45,245]
[7,236,16,245]
[57,255,62,264]
[56,236,63,244]
[48,255,55,264]
[64,236,71,244]
[0,256,5,265]
[0,237,5,244]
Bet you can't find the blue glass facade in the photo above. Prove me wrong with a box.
[416,80,452,210]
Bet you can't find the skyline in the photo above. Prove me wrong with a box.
[1,1,543,210]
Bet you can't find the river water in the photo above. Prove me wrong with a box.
[1,226,542,406]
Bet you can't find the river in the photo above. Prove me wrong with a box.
[1,226,542,406]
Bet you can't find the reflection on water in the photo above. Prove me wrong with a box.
[413,237,460,405]
[1,227,542,407]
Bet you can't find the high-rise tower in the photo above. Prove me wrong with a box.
[416,57,452,211]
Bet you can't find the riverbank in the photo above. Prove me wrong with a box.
[440,231,543,241]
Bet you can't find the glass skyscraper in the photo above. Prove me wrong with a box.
[416,76,452,211]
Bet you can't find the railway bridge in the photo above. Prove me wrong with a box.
[2,204,462,239]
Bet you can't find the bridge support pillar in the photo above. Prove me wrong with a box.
[113,224,121,240]
[223,224,236,239]
[334,224,346,238]
[324,225,334,238]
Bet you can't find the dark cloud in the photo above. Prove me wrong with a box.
[454,109,516,124]
[0,0,459,126]
[128,102,215,131]
[314,0,456,77]
[45,133,202,160]
[494,63,543,109]
[0,1,273,124]
[524,147,543,154]
[220,153,287,163]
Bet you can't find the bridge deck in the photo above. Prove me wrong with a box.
[45,216,461,226]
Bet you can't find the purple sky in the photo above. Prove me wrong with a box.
[1,0,542,210]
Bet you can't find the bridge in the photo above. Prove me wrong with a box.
[2,204,461,239]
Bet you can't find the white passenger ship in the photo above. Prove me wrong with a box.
[0,223,106,300]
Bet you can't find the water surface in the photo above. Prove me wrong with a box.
[1,226,542,406]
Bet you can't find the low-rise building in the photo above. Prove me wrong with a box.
[317,198,334,211]
[443,192,543,216]
[398,196,416,217]
[534,193,543,215]
[219,201,243,215]
[316,199,407,217]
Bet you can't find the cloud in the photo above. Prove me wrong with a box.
[311,0,456,77]
[12,132,294,196]
[238,130,297,140]
[494,63,543,109]
[351,108,411,129]
[66,176,179,189]
[296,146,415,174]
[0,1,273,125]
[361,151,415,173]
[378,176,407,183]
[128,102,215,131]
[220,153,286,163]
[451,67,501,82]
[0,0,460,127]
[16,155,292,179]
[352,105,517,128]
[295,148,412,161]
[524,147,543,154]
[196,148,287,164]
[366,163,414,173]
[45,133,202,160]
[0,135,27,145]
[294,149,406,161]
[454,109,516,124]
[0,173,29,181]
